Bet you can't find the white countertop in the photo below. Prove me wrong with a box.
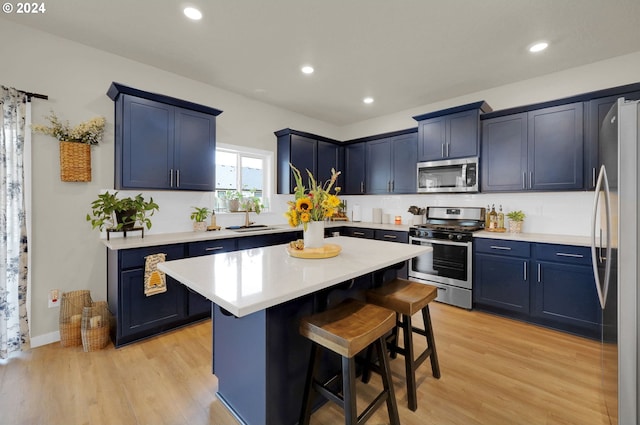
[474,230,591,247]
[158,236,429,317]
[101,221,412,250]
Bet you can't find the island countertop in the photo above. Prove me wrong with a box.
[158,236,429,317]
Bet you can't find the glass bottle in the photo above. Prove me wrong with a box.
[485,205,491,228]
[489,204,497,229]
[498,205,505,229]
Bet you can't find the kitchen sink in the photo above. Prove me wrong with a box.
[227,225,279,232]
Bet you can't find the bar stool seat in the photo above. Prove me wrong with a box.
[365,278,441,411]
[299,298,400,425]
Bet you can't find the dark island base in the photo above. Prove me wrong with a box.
[212,267,403,425]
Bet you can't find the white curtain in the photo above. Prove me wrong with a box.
[0,86,30,358]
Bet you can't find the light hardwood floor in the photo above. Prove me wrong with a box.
[0,302,609,425]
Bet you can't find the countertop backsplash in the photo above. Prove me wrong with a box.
[101,189,595,238]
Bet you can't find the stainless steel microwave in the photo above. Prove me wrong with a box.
[417,157,479,193]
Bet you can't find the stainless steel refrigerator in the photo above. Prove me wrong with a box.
[592,97,639,425]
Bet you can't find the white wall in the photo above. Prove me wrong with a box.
[2,17,639,343]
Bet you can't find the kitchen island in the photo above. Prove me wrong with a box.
[158,236,429,425]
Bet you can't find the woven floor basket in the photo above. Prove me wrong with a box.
[59,290,92,347]
[59,141,91,182]
[81,301,111,352]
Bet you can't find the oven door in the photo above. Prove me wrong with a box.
[408,236,472,289]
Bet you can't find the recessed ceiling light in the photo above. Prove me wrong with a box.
[301,66,314,74]
[363,97,374,104]
[184,7,202,20]
[529,42,548,53]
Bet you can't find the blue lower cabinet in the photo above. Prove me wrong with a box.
[474,239,600,339]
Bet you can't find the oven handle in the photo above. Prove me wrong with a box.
[409,236,470,247]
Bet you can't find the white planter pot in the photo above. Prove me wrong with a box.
[303,221,325,249]
[193,221,207,232]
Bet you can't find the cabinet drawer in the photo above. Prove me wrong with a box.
[119,244,185,270]
[344,228,374,239]
[187,239,237,257]
[374,229,408,243]
[475,238,530,257]
[535,243,591,266]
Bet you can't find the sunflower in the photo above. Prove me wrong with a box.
[300,212,311,223]
[296,197,312,212]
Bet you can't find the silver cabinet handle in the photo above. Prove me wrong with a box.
[529,171,533,189]
[170,169,174,187]
[383,234,397,239]
[391,180,395,192]
[353,231,365,236]
[523,262,527,281]
[442,143,445,158]
[537,263,541,282]
[360,181,364,193]
[523,172,526,190]
[176,169,180,187]
[446,143,450,157]
[556,252,584,258]
[490,245,512,250]
[205,247,225,251]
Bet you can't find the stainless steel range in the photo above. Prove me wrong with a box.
[408,206,485,309]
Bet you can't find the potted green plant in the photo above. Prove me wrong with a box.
[190,206,211,232]
[506,210,525,233]
[225,190,242,212]
[86,191,159,231]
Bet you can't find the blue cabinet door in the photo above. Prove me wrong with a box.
[317,140,344,189]
[418,110,479,161]
[344,143,365,194]
[391,133,418,193]
[474,253,530,315]
[121,95,174,189]
[174,108,216,191]
[366,138,392,194]
[418,116,446,161]
[531,261,600,337]
[481,113,528,192]
[120,269,187,338]
[119,95,216,191]
[528,102,584,191]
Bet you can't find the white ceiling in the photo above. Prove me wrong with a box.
[5,0,640,125]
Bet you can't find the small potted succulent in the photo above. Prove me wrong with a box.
[190,206,211,232]
[86,191,159,232]
[506,210,525,233]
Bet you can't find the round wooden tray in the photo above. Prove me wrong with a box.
[286,243,342,259]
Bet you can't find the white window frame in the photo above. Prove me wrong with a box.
[215,143,272,213]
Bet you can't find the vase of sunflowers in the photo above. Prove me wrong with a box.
[285,163,342,249]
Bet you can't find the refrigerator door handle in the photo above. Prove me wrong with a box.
[601,168,612,306]
[591,165,607,309]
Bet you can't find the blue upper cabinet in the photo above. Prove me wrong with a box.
[275,129,342,194]
[482,102,584,192]
[344,143,366,194]
[413,101,492,162]
[108,82,222,191]
[365,132,417,194]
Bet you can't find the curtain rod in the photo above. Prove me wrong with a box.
[21,90,48,101]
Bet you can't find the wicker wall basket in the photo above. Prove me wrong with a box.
[81,301,111,352]
[59,290,92,347]
[59,141,91,182]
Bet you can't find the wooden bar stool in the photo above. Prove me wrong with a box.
[364,278,441,411]
[299,298,400,425]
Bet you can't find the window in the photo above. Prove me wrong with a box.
[215,144,271,212]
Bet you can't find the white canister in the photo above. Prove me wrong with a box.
[372,208,382,224]
[352,205,362,222]
[382,214,390,224]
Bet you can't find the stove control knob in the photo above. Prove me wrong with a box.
[456,234,463,241]
[448,234,454,240]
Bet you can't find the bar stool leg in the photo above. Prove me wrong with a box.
[343,356,357,425]
[376,336,400,425]
[402,313,419,411]
[423,305,441,378]
[299,344,321,425]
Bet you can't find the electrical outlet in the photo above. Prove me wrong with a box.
[48,289,60,308]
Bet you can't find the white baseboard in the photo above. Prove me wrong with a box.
[30,331,60,348]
